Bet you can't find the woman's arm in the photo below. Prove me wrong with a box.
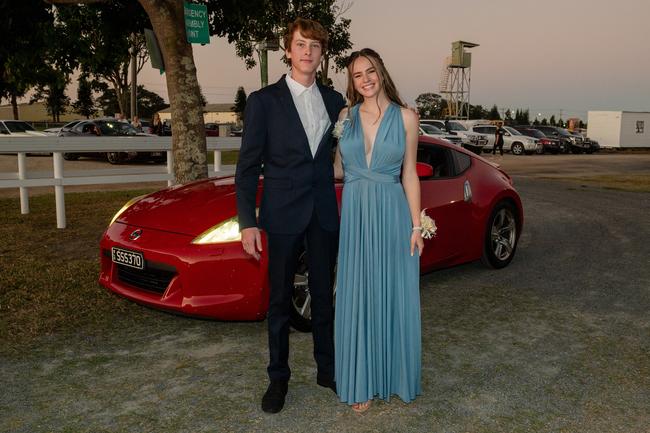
[333,107,349,180]
[400,107,424,256]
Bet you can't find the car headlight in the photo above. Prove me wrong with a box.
[192,216,241,244]
[109,195,144,226]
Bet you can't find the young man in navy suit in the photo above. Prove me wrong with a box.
[235,18,346,414]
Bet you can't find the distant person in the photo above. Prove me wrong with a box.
[115,113,128,123]
[151,113,163,136]
[493,122,505,156]
[131,116,142,132]
[444,116,450,132]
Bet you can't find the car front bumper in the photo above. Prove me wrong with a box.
[99,222,269,320]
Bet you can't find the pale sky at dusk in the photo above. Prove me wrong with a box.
[138,0,650,121]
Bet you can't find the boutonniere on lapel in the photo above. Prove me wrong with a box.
[332,118,350,139]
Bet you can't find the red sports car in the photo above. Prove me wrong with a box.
[99,136,523,329]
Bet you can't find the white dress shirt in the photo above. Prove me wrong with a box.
[285,73,330,157]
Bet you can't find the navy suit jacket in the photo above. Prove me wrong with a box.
[235,75,346,235]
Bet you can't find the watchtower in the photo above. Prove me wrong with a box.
[439,41,479,119]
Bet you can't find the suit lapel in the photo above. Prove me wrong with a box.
[276,75,312,158]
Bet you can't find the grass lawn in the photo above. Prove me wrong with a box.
[0,189,162,354]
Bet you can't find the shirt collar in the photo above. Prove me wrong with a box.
[286,72,318,97]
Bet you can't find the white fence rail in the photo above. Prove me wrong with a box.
[0,136,241,228]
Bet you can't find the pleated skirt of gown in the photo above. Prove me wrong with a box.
[334,171,422,404]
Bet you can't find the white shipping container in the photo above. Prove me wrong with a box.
[587,111,650,148]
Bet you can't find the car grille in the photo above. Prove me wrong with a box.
[116,263,176,294]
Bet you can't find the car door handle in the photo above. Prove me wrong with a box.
[464,180,472,203]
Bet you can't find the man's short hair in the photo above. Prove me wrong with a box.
[284,17,328,52]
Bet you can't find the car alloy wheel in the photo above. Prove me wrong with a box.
[290,251,312,332]
[106,152,123,164]
[482,201,518,269]
[511,143,524,155]
[289,250,337,332]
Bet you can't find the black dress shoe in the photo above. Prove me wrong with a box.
[316,375,337,394]
[262,380,288,413]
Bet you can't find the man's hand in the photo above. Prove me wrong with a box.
[241,227,263,260]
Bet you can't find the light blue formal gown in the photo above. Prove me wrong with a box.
[335,103,422,404]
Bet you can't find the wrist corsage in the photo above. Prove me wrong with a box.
[415,209,437,239]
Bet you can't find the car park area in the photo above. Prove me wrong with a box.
[1,151,649,432]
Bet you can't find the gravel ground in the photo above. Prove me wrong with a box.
[1,155,649,432]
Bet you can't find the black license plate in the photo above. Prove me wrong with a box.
[112,247,144,270]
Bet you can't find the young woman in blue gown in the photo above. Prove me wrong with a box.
[333,48,424,413]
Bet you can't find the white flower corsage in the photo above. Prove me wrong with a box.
[332,118,350,139]
[419,209,437,239]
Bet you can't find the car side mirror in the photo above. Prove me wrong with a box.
[416,162,434,178]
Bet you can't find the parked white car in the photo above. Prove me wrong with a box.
[419,123,463,146]
[0,120,47,137]
[420,119,488,154]
[470,124,540,155]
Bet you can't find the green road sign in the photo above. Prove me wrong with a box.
[184,2,209,44]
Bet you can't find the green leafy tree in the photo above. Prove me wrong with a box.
[0,1,65,119]
[55,3,151,118]
[504,109,513,124]
[557,118,564,128]
[468,104,486,120]
[532,118,540,126]
[52,0,208,184]
[488,105,501,120]
[541,118,548,125]
[549,115,556,126]
[415,93,445,118]
[30,71,71,122]
[208,0,353,87]
[72,74,97,118]
[233,86,247,122]
[97,85,168,120]
[515,109,530,125]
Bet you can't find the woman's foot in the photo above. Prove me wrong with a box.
[351,400,371,413]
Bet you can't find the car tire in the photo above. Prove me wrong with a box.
[536,147,544,155]
[289,250,337,333]
[63,153,79,161]
[511,143,524,155]
[481,201,519,269]
[106,152,123,164]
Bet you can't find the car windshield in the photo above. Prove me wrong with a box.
[5,121,36,133]
[97,120,138,136]
[447,122,468,131]
[62,121,80,130]
[420,124,444,134]
[504,126,521,135]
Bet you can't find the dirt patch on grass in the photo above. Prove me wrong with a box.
[539,174,650,192]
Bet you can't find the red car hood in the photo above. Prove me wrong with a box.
[117,176,242,236]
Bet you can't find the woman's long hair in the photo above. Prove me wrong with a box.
[345,48,406,121]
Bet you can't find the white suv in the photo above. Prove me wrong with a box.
[421,119,488,154]
[470,124,540,155]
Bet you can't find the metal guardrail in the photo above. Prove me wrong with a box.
[0,136,241,228]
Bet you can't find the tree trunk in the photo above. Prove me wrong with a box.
[321,56,330,83]
[11,93,18,120]
[138,0,207,183]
